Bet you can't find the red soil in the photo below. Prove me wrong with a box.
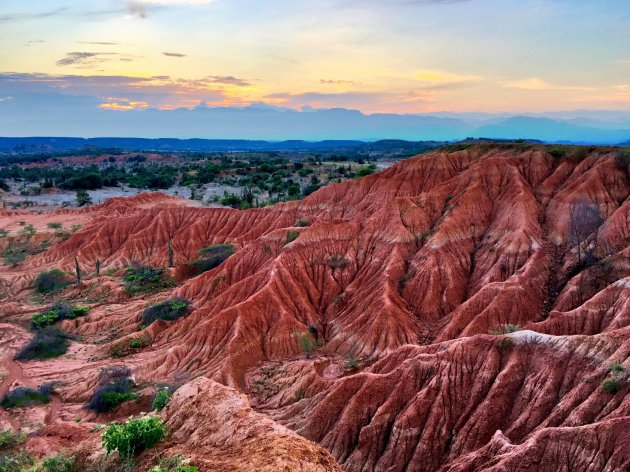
[1,144,629,471]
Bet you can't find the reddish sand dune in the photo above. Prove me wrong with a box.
[1,144,629,471]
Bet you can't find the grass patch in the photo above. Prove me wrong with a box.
[15,328,70,360]
[1,385,52,409]
[141,298,190,326]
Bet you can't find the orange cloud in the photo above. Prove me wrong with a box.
[99,97,149,110]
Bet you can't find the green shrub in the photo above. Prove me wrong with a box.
[41,451,76,472]
[286,230,299,244]
[102,415,168,465]
[0,450,33,472]
[151,388,173,412]
[123,264,175,296]
[344,356,359,370]
[185,244,235,277]
[610,363,625,374]
[34,269,70,294]
[141,298,190,326]
[46,222,63,230]
[1,385,52,409]
[14,328,70,360]
[294,218,310,227]
[490,324,522,335]
[88,370,137,413]
[32,304,90,329]
[2,246,27,266]
[149,454,198,472]
[296,332,317,359]
[0,429,26,449]
[602,379,623,394]
[355,164,377,178]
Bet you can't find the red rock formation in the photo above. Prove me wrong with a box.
[1,144,629,470]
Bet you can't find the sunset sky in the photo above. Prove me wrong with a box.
[1,0,629,115]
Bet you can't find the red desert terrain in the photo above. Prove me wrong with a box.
[1,144,629,471]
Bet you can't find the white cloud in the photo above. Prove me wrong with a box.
[500,77,590,91]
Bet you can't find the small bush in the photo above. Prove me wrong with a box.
[0,450,33,472]
[151,388,173,412]
[14,328,70,360]
[47,222,63,230]
[294,219,310,227]
[141,298,190,326]
[185,244,235,276]
[286,230,299,244]
[344,356,359,370]
[34,269,70,294]
[490,324,522,335]
[1,385,52,409]
[496,338,514,350]
[602,379,623,394]
[32,303,90,329]
[149,454,198,472]
[41,450,76,472]
[88,367,137,413]
[610,363,625,373]
[2,246,27,266]
[0,429,26,449]
[296,332,317,359]
[102,415,168,465]
[123,264,175,296]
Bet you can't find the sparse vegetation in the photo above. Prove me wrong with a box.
[34,269,70,294]
[601,378,623,394]
[610,363,625,373]
[14,328,70,360]
[149,454,198,472]
[296,331,317,359]
[102,415,168,466]
[286,230,299,244]
[41,450,77,472]
[496,338,514,350]
[490,324,521,335]
[2,246,27,266]
[151,387,173,412]
[295,218,310,227]
[46,222,63,230]
[1,385,52,409]
[123,264,175,296]
[88,366,137,413]
[141,298,190,326]
[184,244,235,277]
[344,356,360,370]
[31,303,90,329]
[0,429,26,449]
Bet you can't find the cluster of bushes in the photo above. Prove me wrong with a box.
[32,303,90,329]
[184,244,235,277]
[151,386,174,412]
[0,429,32,472]
[34,269,70,294]
[142,298,190,326]
[1,384,53,409]
[123,264,175,296]
[14,328,70,360]
[87,366,137,413]
[102,415,168,466]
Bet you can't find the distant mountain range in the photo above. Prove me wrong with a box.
[1,100,629,144]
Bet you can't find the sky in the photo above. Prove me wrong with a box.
[0,0,629,137]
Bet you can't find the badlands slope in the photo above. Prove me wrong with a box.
[1,144,629,471]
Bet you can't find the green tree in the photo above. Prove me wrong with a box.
[76,190,92,207]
